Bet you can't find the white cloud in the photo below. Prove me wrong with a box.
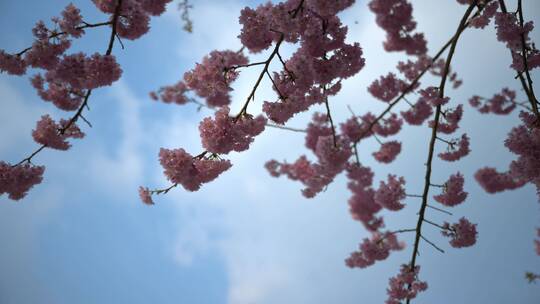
[88,81,145,198]
[0,79,46,155]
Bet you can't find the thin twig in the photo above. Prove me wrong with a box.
[266,123,306,133]
[420,235,445,253]
[427,204,453,216]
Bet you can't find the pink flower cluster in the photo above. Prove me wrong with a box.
[345,232,404,268]
[93,0,172,40]
[442,217,477,248]
[238,0,354,53]
[469,1,498,29]
[57,3,84,37]
[0,162,45,201]
[138,187,154,205]
[346,163,384,231]
[31,74,83,111]
[373,113,403,137]
[153,50,248,107]
[474,167,526,193]
[306,113,334,151]
[419,86,449,107]
[0,50,27,75]
[1,2,172,201]
[240,1,365,123]
[433,173,468,207]
[431,104,463,134]
[32,115,85,150]
[368,73,407,102]
[150,81,189,105]
[503,112,540,196]
[374,175,406,211]
[266,139,351,198]
[368,0,427,55]
[199,106,266,154]
[263,44,364,124]
[386,264,428,304]
[373,141,402,163]
[469,88,517,115]
[401,96,433,125]
[159,148,232,191]
[266,112,353,198]
[340,116,368,143]
[494,11,540,72]
[438,133,470,161]
[51,52,122,90]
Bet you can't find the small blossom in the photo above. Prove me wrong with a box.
[442,217,478,248]
[474,167,527,193]
[469,1,498,29]
[0,50,27,75]
[138,186,154,205]
[386,264,428,304]
[438,133,470,161]
[369,0,427,55]
[159,148,232,191]
[401,97,433,125]
[58,4,84,37]
[0,162,45,201]
[151,81,190,105]
[375,175,406,211]
[469,88,517,115]
[346,232,404,268]
[184,50,248,107]
[373,141,401,163]
[433,173,468,207]
[419,86,449,107]
[199,106,266,155]
[32,115,84,150]
[346,163,383,231]
[431,104,463,134]
[368,73,407,102]
[373,113,402,137]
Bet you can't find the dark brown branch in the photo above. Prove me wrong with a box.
[150,183,178,195]
[516,0,539,118]
[235,35,285,119]
[15,21,113,57]
[499,0,540,119]
[353,143,360,165]
[406,2,476,302]
[266,69,286,100]
[355,5,486,142]
[14,0,124,166]
[323,89,338,147]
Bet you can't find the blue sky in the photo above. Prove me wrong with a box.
[1,0,539,303]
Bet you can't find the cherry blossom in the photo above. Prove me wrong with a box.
[375,175,406,211]
[433,173,468,207]
[0,162,45,201]
[442,217,478,248]
[386,264,428,304]
[32,115,85,151]
[373,141,401,164]
[346,232,404,268]
[438,133,470,162]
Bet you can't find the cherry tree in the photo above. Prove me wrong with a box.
[0,0,539,302]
